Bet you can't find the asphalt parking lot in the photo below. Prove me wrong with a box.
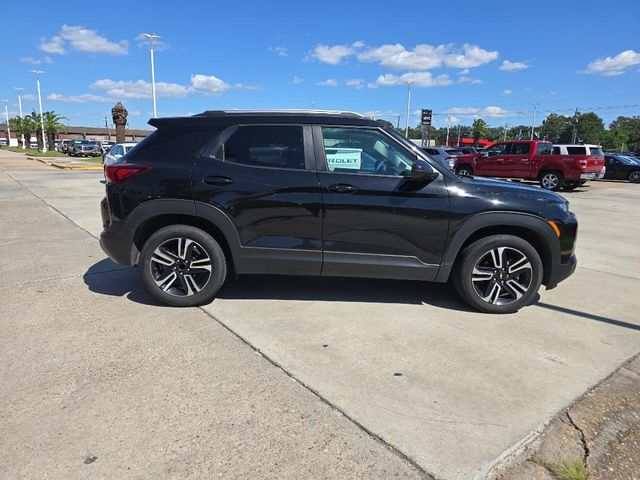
[1,150,639,479]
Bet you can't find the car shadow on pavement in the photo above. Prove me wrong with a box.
[83,258,162,306]
[535,302,640,331]
[217,275,474,312]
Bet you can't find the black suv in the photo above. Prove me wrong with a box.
[100,111,577,313]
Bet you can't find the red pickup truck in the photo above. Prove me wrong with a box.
[453,140,605,190]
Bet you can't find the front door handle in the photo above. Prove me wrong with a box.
[328,183,358,193]
[203,175,233,185]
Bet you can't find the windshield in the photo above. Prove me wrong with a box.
[619,155,640,165]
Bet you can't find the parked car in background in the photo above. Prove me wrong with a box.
[422,146,462,169]
[102,142,137,165]
[101,141,116,153]
[604,154,640,183]
[69,140,102,157]
[454,140,605,190]
[456,146,479,154]
[99,110,578,314]
[552,144,604,157]
[59,139,74,153]
[29,141,38,148]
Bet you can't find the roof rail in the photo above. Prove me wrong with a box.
[195,109,365,118]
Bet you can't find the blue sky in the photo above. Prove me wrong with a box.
[2,0,639,130]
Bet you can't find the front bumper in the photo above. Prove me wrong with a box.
[545,254,577,289]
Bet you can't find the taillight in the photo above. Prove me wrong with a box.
[105,164,150,184]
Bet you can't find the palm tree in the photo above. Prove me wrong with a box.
[472,118,488,147]
[43,111,68,150]
[21,114,37,149]
[28,111,43,150]
[8,117,24,148]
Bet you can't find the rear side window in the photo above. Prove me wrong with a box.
[510,143,531,155]
[126,127,221,163]
[552,147,561,155]
[589,147,603,156]
[223,125,305,170]
[567,146,586,155]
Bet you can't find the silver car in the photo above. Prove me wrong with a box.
[421,146,463,169]
[103,142,138,166]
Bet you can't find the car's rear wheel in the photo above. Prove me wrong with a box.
[539,171,564,190]
[457,165,473,176]
[453,234,543,314]
[562,180,580,191]
[628,171,640,183]
[139,225,227,307]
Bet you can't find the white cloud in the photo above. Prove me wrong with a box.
[128,110,141,116]
[20,56,53,65]
[47,93,110,103]
[292,75,304,85]
[499,60,529,71]
[458,76,483,84]
[502,89,512,95]
[39,25,128,55]
[373,71,453,88]
[269,46,288,57]
[585,49,640,76]
[190,74,230,95]
[458,69,470,75]
[317,78,338,86]
[311,42,362,64]
[39,35,65,54]
[446,106,515,117]
[358,43,497,70]
[22,94,36,101]
[91,79,190,99]
[345,78,365,89]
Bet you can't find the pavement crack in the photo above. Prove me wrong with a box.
[565,410,590,464]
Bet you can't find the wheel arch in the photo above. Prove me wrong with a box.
[435,212,559,286]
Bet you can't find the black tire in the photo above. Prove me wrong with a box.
[539,170,564,191]
[139,225,227,307]
[562,180,580,191]
[452,234,543,314]
[457,165,473,176]
[628,171,640,183]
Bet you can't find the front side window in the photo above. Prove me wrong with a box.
[321,127,414,176]
[487,143,510,155]
[511,143,531,155]
[535,143,552,155]
[223,125,305,170]
[552,146,561,155]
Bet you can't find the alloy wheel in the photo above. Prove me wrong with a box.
[541,173,559,190]
[630,171,640,183]
[149,237,212,297]
[471,246,533,305]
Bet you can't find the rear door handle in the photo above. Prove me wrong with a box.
[203,175,233,185]
[328,183,358,193]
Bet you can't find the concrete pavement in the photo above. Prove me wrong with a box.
[1,149,639,479]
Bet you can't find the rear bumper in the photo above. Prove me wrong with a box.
[545,254,577,290]
[99,197,136,266]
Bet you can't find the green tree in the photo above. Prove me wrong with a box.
[377,119,395,129]
[601,129,629,151]
[575,112,605,144]
[538,113,572,143]
[471,118,488,146]
[27,111,44,150]
[8,117,25,148]
[609,116,640,151]
[42,111,68,149]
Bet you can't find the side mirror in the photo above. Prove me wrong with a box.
[411,158,439,183]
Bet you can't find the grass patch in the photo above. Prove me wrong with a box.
[78,157,104,163]
[549,459,589,480]
[1,146,66,157]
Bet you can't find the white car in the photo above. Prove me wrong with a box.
[103,142,137,166]
[421,146,463,169]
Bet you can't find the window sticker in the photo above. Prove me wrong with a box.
[325,147,362,171]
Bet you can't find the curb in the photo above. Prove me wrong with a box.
[27,156,103,171]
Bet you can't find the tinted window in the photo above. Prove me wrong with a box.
[511,143,531,155]
[552,147,561,155]
[424,148,438,155]
[536,143,553,155]
[487,143,510,155]
[223,126,305,170]
[127,127,220,163]
[589,147,603,156]
[321,127,414,176]
[445,149,462,155]
[567,146,586,155]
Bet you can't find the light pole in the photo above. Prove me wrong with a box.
[3,100,10,146]
[14,87,24,149]
[445,115,452,146]
[530,103,538,140]
[141,33,161,118]
[30,70,47,152]
[404,81,413,137]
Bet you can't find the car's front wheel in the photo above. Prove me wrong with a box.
[139,225,227,307]
[453,234,543,313]
[539,171,564,190]
[457,165,473,176]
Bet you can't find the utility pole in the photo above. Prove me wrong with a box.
[445,115,451,146]
[14,88,25,149]
[141,33,161,118]
[530,103,538,140]
[571,108,579,144]
[404,80,413,137]
[457,124,462,147]
[503,122,508,141]
[104,116,111,140]
[30,70,47,152]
